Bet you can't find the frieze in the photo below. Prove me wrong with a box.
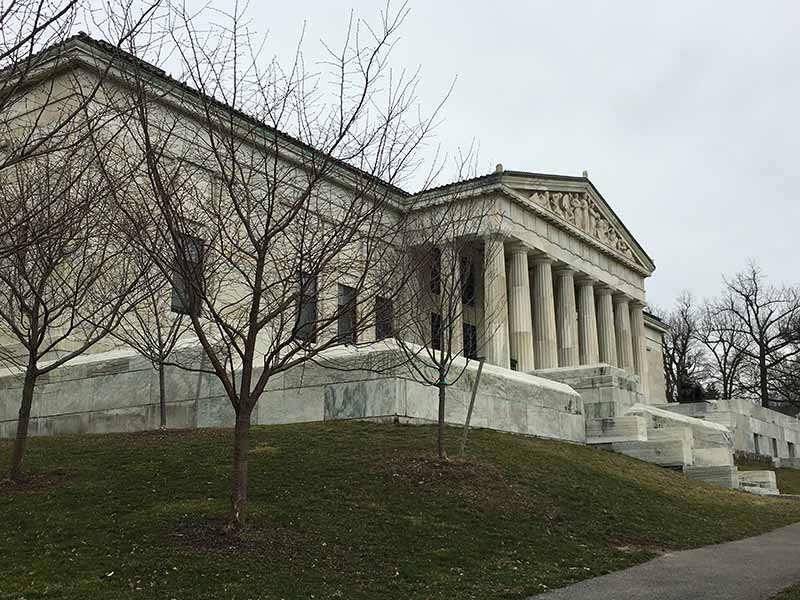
[528,190,635,262]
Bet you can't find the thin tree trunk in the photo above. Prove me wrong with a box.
[228,408,252,531]
[158,362,167,429]
[437,383,446,461]
[9,367,37,481]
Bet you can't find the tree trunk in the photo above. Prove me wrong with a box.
[759,351,769,408]
[437,383,447,460]
[158,362,167,429]
[8,368,37,481]
[228,408,252,531]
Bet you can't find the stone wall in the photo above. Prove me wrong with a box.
[0,345,586,443]
[533,364,642,418]
[659,399,800,460]
[644,322,667,404]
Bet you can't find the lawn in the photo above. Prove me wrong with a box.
[3,421,800,600]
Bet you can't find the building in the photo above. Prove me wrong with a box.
[0,34,670,442]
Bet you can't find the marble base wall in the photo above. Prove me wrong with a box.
[531,364,644,419]
[0,344,586,444]
[658,399,800,460]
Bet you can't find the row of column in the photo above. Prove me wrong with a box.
[483,237,649,396]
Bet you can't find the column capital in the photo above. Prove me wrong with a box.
[595,285,615,296]
[531,254,553,265]
[629,299,646,309]
[575,276,596,288]
[553,266,577,276]
[507,242,530,255]
[613,293,632,305]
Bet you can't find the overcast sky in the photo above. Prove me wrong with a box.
[178,0,800,309]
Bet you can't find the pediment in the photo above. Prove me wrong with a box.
[503,181,653,274]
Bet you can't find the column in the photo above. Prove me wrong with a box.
[554,267,579,367]
[595,286,617,367]
[531,256,558,369]
[576,278,599,365]
[482,235,510,368]
[507,246,535,371]
[630,301,649,398]
[614,295,634,374]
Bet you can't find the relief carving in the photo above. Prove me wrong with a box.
[527,189,634,260]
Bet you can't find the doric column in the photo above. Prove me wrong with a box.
[630,301,649,398]
[614,295,635,374]
[507,245,535,371]
[595,286,617,367]
[554,267,579,367]
[532,256,558,369]
[482,235,510,368]
[576,278,599,365]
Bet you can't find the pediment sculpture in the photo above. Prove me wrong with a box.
[528,190,635,261]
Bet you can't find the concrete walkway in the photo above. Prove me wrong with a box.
[528,522,800,600]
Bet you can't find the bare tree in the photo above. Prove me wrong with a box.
[659,293,708,403]
[0,151,144,480]
[109,4,446,529]
[392,173,499,460]
[111,257,190,429]
[721,263,800,407]
[695,298,748,400]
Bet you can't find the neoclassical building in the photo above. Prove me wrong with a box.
[0,34,668,441]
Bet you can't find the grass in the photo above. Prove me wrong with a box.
[3,421,800,600]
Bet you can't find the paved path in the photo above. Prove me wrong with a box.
[528,522,800,600]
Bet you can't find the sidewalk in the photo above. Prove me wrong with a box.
[528,522,800,600]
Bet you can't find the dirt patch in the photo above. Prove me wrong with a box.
[0,472,70,496]
[168,519,358,570]
[385,456,533,511]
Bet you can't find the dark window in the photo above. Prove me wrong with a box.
[171,234,204,316]
[460,255,475,306]
[337,284,357,344]
[772,437,778,457]
[375,296,393,340]
[430,248,442,295]
[789,442,796,459]
[510,358,518,371]
[294,271,317,343]
[462,323,478,359]
[753,433,760,455]
[431,312,443,351]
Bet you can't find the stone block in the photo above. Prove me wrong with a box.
[683,465,739,489]
[738,470,777,489]
[613,438,692,467]
[692,447,734,467]
[586,416,647,444]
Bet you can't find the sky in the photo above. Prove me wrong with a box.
[156,0,800,309]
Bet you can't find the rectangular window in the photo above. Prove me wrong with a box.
[375,296,393,341]
[430,248,442,296]
[789,442,796,459]
[431,312,443,351]
[337,284,357,345]
[171,234,204,316]
[462,322,478,359]
[753,433,760,455]
[772,438,778,457]
[460,255,475,306]
[294,271,317,343]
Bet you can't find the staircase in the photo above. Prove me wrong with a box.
[586,404,779,494]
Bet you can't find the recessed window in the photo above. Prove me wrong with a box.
[171,234,204,316]
[337,284,357,345]
[463,322,478,359]
[431,312,443,351]
[460,255,475,306]
[375,296,393,341]
[294,271,317,343]
[430,248,442,296]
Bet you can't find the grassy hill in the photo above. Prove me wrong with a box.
[3,421,800,599]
